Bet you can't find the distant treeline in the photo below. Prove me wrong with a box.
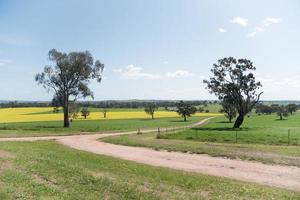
[0,100,219,108]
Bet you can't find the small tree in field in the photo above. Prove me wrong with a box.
[286,104,298,115]
[144,103,158,119]
[176,101,197,121]
[198,107,204,113]
[204,57,262,128]
[220,99,237,123]
[276,105,289,120]
[35,49,104,127]
[81,108,90,119]
[101,108,108,118]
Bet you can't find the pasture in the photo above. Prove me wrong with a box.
[0,141,299,199]
[104,112,300,166]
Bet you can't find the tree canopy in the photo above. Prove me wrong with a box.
[204,57,262,128]
[176,101,197,121]
[144,103,158,119]
[36,49,104,127]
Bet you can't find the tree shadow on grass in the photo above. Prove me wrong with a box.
[191,127,251,131]
[216,121,233,124]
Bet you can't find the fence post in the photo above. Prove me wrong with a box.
[156,127,161,139]
[288,129,290,146]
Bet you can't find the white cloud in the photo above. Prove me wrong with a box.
[218,28,227,33]
[247,31,257,38]
[114,65,193,80]
[265,17,282,24]
[255,27,265,32]
[165,70,193,78]
[231,17,248,27]
[0,59,11,66]
[114,65,161,80]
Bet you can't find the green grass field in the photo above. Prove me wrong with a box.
[0,116,205,137]
[104,112,300,167]
[0,140,298,199]
[162,113,300,145]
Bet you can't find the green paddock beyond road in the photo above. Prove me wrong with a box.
[163,113,300,146]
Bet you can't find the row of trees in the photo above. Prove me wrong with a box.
[144,101,197,121]
[34,49,275,129]
[255,103,298,120]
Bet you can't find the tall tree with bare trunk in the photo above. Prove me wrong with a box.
[36,49,104,127]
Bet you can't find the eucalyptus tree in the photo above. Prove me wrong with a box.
[204,57,262,128]
[176,101,197,121]
[36,49,104,127]
[144,103,158,119]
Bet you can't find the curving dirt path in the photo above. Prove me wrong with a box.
[0,117,300,192]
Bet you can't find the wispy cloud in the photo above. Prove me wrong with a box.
[265,17,282,24]
[113,65,161,80]
[231,17,248,27]
[246,17,282,38]
[247,31,257,38]
[165,70,193,78]
[0,59,12,66]
[114,65,193,80]
[218,28,227,33]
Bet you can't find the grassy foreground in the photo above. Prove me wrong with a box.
[0,141,299,199]
[0,116,205,137]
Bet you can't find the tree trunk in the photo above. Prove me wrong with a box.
[280,113,283,120]
[229,116,232,123]
[183,115,187,122]
[104,112,106,118]
[233,113,244,128]
[63,94,70,128]
[151,113,154,119]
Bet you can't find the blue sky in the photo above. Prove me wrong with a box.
[0,0,299,100]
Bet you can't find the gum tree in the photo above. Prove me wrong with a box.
[36,49,104,127]
[144,103,158,119]
[176,101,197,121]
[204,57,262,128]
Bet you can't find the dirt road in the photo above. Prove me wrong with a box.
[1,117,300,192]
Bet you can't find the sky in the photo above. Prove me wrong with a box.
[0,0,299,101]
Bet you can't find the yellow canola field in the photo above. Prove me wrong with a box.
[0,107,221,123]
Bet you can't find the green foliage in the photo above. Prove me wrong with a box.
[144,104,158,119]
[220,100,237,123]
[286,104,298,115]
[175,101,197,121]
[81,108,90,119]
[204,57,262,128]
[274,105,289,120]
[35,49,104,127]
